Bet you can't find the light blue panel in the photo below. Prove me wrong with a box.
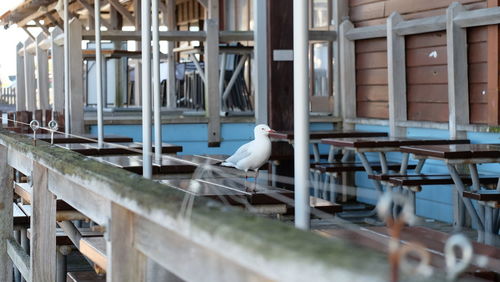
[416,200,453,223]
[467,131,500,144]
[416,185,453,204]
[407,127,449,139]
[89,125,143,141]
[354,124,389,133]
[310,122,335,131]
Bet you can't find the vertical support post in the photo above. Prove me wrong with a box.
[387,12,407,138]
[339,20,356,130]
[0,146,13,282]
[36,34,50,112]
[69,18,85,134]
[447,2,469,140]
[16,43,26,111]
[205,0,221,147]
[95,0,104,146]
[31,163,57,282]
[108,203,146,281]
[142,0,153,178]
[64,0,70,134]
[166,0,176,108]
[24,38,36,112]
[253,0,268,125]
[134,0,143,106]
[153,0,162,163]
[332,0,348,118]
[293,0,310,230]
[51,28,65,114]
[487,0,500,125]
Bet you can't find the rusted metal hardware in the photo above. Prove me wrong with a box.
[48,120,59,145]
[29,120,40,146]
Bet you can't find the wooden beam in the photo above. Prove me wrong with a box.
[454,6,500,28]
[24,38,36,112]
[6,239,30,282]
[69,18,85,134]
[16,42,27,111]
[205,0,221,146]
[387,12,407,137]
[134,215,271,281]
[107,203,146,281]
[34,20,50,36]
[77,0,113,30]
[108,0,135,24]
[166,0,176,108]
[0,146,13,282]
[51,27,65,113]
[332,0,349,117]
[447,2,469,139]
[36,33,50,111]
[46,12,63,30]
[487,0,500,125]
[345,24,386,40]
[394,15,446,36]
[48,170,111,226]
[339,20,356,124]
[197,0,208,9]
[30,162,57,282]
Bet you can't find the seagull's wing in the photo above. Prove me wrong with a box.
[221,142,252,167]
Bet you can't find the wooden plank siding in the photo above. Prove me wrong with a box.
[355,38,389,119]
[406,31,449,122]
[349,0,491,124]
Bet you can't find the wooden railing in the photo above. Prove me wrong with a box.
[0,88,15,105]
[0,129,442,282]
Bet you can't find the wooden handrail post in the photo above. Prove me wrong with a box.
[0,145,13,281]
[31,162,57,282]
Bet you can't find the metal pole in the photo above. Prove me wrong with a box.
[63,0,70,135]
[293,0,310,230]
[95,0,104,147]
[142,0,152,178]
[152,0,162,163]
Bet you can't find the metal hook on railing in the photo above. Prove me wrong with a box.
[445,234,473,281]
[48,120,59,145]
[29,120,40,146]
[377,192,428,282]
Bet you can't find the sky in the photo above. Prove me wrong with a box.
[0,0,36,87]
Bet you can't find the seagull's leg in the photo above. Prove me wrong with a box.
[253,169,259,191]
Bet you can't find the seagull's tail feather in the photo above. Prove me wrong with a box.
[220,161,236,168]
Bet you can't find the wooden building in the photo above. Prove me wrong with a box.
[0,0,499,281]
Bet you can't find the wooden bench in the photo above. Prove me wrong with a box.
[80,237,107,272]
[387,175,498,187]
[27,228,103,246]
[56,142,183,156]
[463,190,500,202]
[67,271,105,282]
[14,182,88,221]
[313,162,416,174]
[13,203,29,227]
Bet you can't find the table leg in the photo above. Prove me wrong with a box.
[378,152,388,174]
[399,153,409,175]
[341,150,352,163]
[447,164,485,231]
[327,146,336,162]
[358,152,383,194]
[469,164,485,222]
[414,159,426,174]
[312,143,321,163]
[484,206,494,244]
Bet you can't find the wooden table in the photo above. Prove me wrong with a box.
[56,142,183,156]
[269,130,388,162]
[90,155,197,175]
[400,144,500,240]
[321,137,470,195]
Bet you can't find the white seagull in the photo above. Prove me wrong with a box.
[221,124,274,189]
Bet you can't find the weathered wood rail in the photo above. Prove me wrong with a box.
[0,130,444,281]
